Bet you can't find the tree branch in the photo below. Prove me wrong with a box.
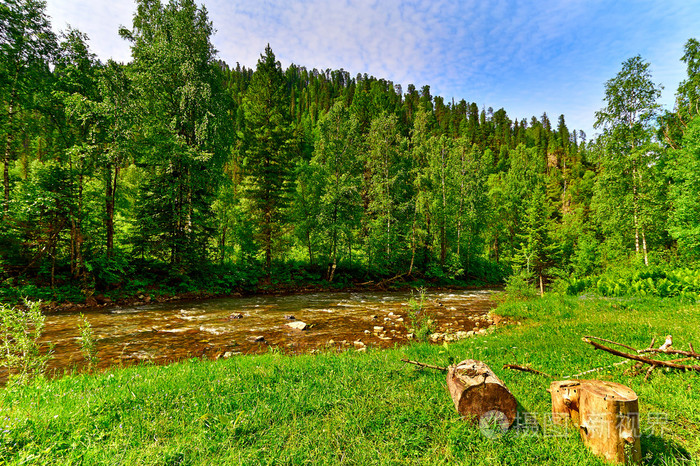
[400,358,447,371]
[582,337,700,372]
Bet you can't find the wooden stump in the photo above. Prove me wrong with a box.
[550,379,583,426]
[447,359,518,430]
[549,380,641,464]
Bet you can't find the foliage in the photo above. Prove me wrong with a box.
[407,287,434,342]
[2,0,700,298]
[0,300,50,385]
[78,313,98,371]
[558,267,700,303]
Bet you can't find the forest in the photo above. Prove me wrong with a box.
[2,0,700,303]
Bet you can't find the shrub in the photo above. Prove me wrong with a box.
[78,314,99,371]
[0,301,51,385]
[407,288,434,342]
[504,269,538,300]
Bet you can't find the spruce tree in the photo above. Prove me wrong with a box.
[240,45,295,272]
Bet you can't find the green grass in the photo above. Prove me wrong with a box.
[1,295,699,464]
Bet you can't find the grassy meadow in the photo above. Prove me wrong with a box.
[1,294,699,465]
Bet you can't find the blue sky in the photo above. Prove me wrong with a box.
[45,0,699,138]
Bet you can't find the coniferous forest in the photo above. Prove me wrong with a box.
[2,0,700,302]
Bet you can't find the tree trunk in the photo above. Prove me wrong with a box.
[446,360,518,428]
[539,274,544,297]
[632,167,641,260]
[3,103,14,218]
[549,380,641,464]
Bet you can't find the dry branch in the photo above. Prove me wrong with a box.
[400,358,447,371]
[582,335,638,352]
[637,348,700,359]
[503,364,551,378]
[582,337,700,372]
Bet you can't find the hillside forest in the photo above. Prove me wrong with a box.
[2,0,700,302]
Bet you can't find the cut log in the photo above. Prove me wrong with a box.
[446,359,518,429]
[549,380,641,464]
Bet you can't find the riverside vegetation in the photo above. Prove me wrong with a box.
[2,1,700,304]
[0,291,698,464]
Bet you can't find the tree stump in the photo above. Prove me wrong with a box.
[549,380,641,464]
[447,359,518,430]
[550,379,583,426]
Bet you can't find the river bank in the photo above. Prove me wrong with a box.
[38,280,503,315]
[1,294,697,464]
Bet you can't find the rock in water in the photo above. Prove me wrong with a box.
[286,321,307,330]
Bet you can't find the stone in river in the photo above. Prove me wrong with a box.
[284,315,296,320]
[286,321,307,330]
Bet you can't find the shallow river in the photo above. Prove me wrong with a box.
[22,289,499,380]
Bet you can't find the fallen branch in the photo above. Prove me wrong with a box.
[400,358,447,371]
[637,348,700,359]
[582,338,700,372]
[583,335,638,352]
[502,364,551,378]
[564,360,631,379]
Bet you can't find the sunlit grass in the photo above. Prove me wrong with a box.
[1,295,698,464]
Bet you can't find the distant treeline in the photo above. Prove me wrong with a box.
[2,0,700,298]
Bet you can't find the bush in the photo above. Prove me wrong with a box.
[0,301,51,385]
[504,269,538,300]
[407,288,434,342]
[78,314,99,371]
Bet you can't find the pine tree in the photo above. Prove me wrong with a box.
[121,0,227,266]
[240,45,296,272]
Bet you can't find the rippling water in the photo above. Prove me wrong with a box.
[5,289,499,381]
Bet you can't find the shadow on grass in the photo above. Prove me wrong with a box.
[642,434,692,463]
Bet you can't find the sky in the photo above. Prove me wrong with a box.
[44,0,700,139]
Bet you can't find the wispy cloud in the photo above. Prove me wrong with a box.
[45,0,700,136]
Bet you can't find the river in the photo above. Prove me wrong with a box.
[9,289,499,381]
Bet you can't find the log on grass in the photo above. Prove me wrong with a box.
[549,380,641,464]
[447,359,518,429]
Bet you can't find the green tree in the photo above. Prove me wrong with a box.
[239,45,296,272]
[364,112,409,273]
[120,0,227,266]
[515,184,558,296]
[666,39,700,258]
[667,117,700,257]
[593,56,662,266]
[308,102,362,280]
[0,0,56,216]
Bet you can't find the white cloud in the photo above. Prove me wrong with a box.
[44,0,700,136]
[46,0,134,63]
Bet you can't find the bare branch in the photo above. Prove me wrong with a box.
[503,364,551,377]
[582,338,700,372]
[400,358,447,372]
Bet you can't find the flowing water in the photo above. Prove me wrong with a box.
[6,289,499,381]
